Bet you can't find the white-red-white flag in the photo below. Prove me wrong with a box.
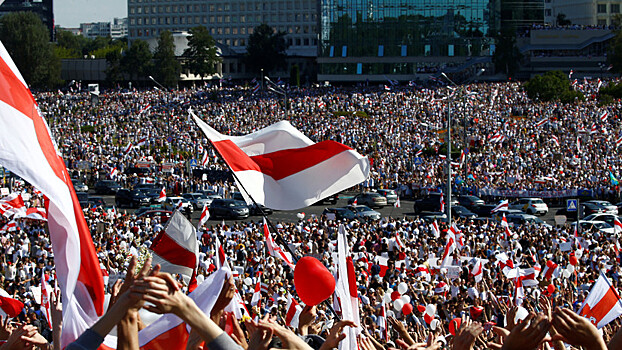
[251,272,262,307]
[200,151,209,166]
[135,136,148,147]
[263,219,294,269]
[431,220,440,238]
[285,293,303,328]
[158,187,167,202]
[614,217,622,235]
[394,197,400,208]
[0,41,104,347]
[550,135,559,146]
[501,214,512,239]
[579,273,622,328]
[471,258,483,283]
[191,110,370,210]
[491,200,508,213]
[124,142,133,155]
[0,193,26,218]
[197,203,210,231]
[336,224,360,348]
[600,111,609,122]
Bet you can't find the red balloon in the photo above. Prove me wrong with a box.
[569,256,578,266]
[294,256,336,306]
[402,303,413,315]
[417,305,426,313]
[391,291,401,301]
[546,260,556,268]
[449,318,462,336]
[547,284,556,294]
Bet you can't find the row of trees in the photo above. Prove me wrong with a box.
[0,12,288,88]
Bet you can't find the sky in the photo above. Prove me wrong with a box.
[54,0,127,27]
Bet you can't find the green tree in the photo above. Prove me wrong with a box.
[153,30,181,87]
[55,28,87,58]
[0,12,60,88]
[245,24,289,74]
[609,30,622,74]
[290,64,300,87]
[556,13,572,26]
[492,27,522,77]
[105,47,124,84]
[121,39,152,81]
[183,26,220,80]
[524,70,583,102]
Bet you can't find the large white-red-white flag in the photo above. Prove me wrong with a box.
[191,110,370,210]
[335,224,360,349]
[263,219,294,269]
[0,193,26,218]
[0,41,104,347]
[579,273,622,328]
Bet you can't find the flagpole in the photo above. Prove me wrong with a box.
[193,113,340,319]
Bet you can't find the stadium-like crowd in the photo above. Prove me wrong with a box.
[0,78,622,349]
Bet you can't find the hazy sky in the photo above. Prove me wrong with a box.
[54,0,127,27]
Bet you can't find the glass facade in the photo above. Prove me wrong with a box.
[319,0,501,76]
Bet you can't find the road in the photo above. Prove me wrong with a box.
[92,192,565,226]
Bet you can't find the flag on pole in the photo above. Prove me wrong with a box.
[550,135,559,146]
[431,220,440,238]
[614,217,622,235]
[201,151,209,166]
[440,193,445,213]
[335,224,360,349]
[158,187,167,202]
[285,293,303,328]
[251,272,262,307]
[394,197,401,208]
[192,110,370,210]
[600,111,609,122]
[138,103,151,115]
[197,204,210,231]
[135,136,148,147]
[40,269,52,328]
[124,142,133,155]
[0,193,26,218]
[150,211,199,283]
[501,214,512,239]
[263,219,294,268]
[491,200,509,213]
[579,273,622,329]
[0,40,104,347]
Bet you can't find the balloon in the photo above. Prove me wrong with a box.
[567,264,575,274]
[547,284,556,294]
[575,249,583,259]
[400,295,411,304]
[397,282,408,294]
[402,303,413,315]
[430,319,440,331]
[244,277,252,286]
[391,291,401,301]
[569,256,578,266]
[386,288,394,295]
[297,212,305,219]
[394,299,404,312]
[449,318,462,336]
[562,269,571,278]
[514,307,529,324]
[424,313,434,324]
[546,260,556,268]
[425,304,436,316]
[470,306,484,319]
[383,293,392,304]
[294,256,336,306]
[417,305,426,313]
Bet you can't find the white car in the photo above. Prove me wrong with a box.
[509,198,548,216]
[584,200,618,215]
[163,196,194,212]
[571,220,615,235]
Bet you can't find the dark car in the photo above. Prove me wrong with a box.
[142,188,163,203]
[209,199,250,219]
[457,195,485,210]
[115,189,151,208]
[249,203,273,216]
[88,197,106,207]
[76,192,90,208]
[556,202,605,220]
[94,180,121,195]
[470,204,498,218]
[322,207,356,221]
[452,205,478,219]
[413,193,457,213]
[136,210,172,224]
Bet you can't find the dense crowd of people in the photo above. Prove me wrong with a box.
[0,78,622,349]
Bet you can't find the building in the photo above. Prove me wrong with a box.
[0,0,54,40]
[500,0,544,31]
[544,0,621,26]
[80,18,128,39]
[318,0,501,82]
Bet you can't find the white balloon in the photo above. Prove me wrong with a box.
[297,212,305,219]
[400,295,411,304]
[430,319,440,330]
[425,304,436,316]
[244,277,252,286]
[567,264,575,274]
[196,274,205,285]
[386,288,394,295]
[383,293,392,304]
[394,299,405,311]
[562,269,572,278]
[575,249,583,259]
[398,282,408,294]
[514,307,529,324]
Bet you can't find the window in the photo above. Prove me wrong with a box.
[612,4,620,13]
[545,9,551,16]
[597,4,607,13]
[597,18,607,25]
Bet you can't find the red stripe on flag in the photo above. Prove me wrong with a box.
[150,232,197,270]
[212,139,353,181]
[139,323,189,350]
[581,285,622,326]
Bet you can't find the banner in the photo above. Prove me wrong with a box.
[477,188,590,198]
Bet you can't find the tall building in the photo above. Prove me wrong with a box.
[80,18,128,39]
[500,0,544,30]
[127,0,317,57]
[544,0,621,26]
[0,0,54,40]
[318,0,500,82]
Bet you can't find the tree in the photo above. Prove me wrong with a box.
[0,12,60,88]
[245,24,289,74]
[183,26,220,80]
[105,47,124,85]
[524,70,584,103]
[55,28,88,58]
[609,30,622,74]
[290,64,300,87]
[492,27,522,77]
[121,39,152,81]
[153,30,181,88]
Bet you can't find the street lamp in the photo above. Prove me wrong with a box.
[265,76,289,119]
[149,75,171,160]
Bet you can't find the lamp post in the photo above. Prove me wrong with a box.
[149,75,171,161]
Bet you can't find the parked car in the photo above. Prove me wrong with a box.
[94,180,121,195]
[249,203,273,216]
[571,220,615,235]
[584,200,618,215]
[470,204,498,218]
[88,197,106,207]
[163,196,194,213]
[505,213,552,229]
[413,193,457,213]
[582,213,619,227]
[419,212,448,223]
[209,199,249,219]
[452,205,478,219]
[182,192,212,210]
[136,210,172,224]
[348,192,387,208]
[556,202,605,220]
[376,189,398,205]
[134,183,160,192]
[508,198,548,216]
[71,179,88,192]
[322,207,357,221]
[76,192,90,208]
[457,195,485,210]
[115,189,150,208]
[348,205,381,222]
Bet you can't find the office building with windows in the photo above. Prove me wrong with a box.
[544,0,621,26]
[0,0,54,40]
[80,18,128,39]
[318,0,501,82]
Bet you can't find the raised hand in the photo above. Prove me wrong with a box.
[318,320,357,350]
[551,307,607,350]
[453,321,483,350]
[500,312,551,350]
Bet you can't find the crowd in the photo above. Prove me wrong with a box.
[0,78,621,349]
